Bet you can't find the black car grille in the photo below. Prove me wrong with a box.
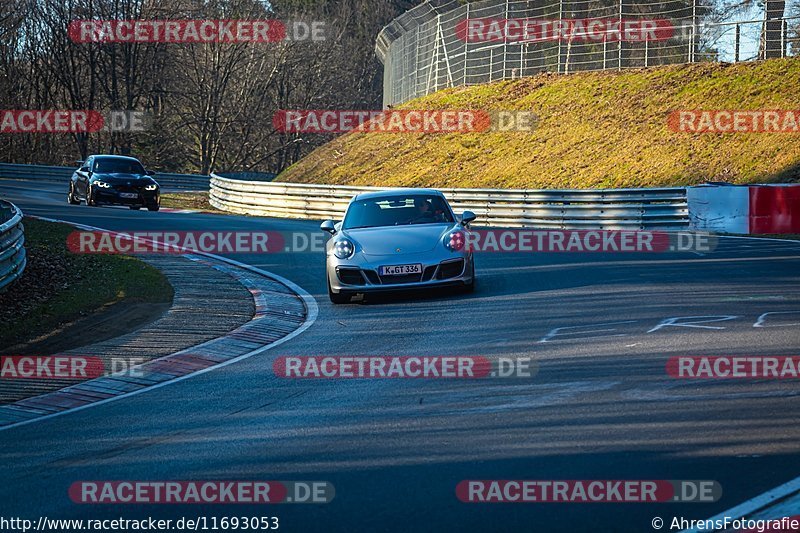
[363,270,380,284]
[336,267,364,285]
[337,262,463,286]
[422,266,437,282]
[379,273,423,284]
[114,185,143,193]
[437,259,465,279]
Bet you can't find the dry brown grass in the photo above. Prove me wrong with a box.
[278,59,800,189]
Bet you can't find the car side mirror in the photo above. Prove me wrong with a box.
[461,211,477,225]
[146,170,155,176]
[79,166,89,172]
[320,220,337,235]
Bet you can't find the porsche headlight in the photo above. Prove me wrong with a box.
[144,184,158,191]
[444,230,465,251]
[333,239,355,259]
[96,181,111,189]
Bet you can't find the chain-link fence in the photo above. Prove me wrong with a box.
[376,0,800,108]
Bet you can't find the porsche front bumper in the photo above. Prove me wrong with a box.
[327,250,474,294]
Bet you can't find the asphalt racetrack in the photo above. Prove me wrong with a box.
[1,179,800,532]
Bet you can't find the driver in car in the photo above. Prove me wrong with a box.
[413,198,434,219]
[407,197,445,223]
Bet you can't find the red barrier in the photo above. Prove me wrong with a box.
[749,185,800,234]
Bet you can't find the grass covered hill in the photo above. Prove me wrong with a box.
[277,58,800,189]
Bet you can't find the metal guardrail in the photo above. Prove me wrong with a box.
[210,174,689,229]
[0,200,26,292]
[0,163,210,191]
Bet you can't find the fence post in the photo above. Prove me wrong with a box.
[618,0,623,70]
[558,0,564,73]
[439,18,454,88]
[426,15,441,94]
[435,15,442,91]
[502,0,508,79]
[415,25,421,99]
[782,19,787,58]
[690,0,697,62]
[463,2,470,85]
[735,23,740,62]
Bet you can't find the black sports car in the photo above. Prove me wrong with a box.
[68,155,160,211]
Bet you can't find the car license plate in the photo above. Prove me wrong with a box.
[380,264,422,276]
[120,192,138,199]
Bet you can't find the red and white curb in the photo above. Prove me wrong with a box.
[0,217,318,431]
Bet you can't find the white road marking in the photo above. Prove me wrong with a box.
[538,320,638,343]
[0,216,319,432]
[680,476,800,532]
[647,315,738,333]
[753,311,800,328]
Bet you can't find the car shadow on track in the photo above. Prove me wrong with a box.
[354,285,478,305]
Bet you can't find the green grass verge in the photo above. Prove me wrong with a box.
[161,192,225,213]
[0,218,173,350]
[278,58,800,189]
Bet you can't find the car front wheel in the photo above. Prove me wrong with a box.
[86,186,97,207]
[67,183,80,205]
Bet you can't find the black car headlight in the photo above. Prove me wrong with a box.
[144,184,158,191]
[333,239,355,259]
[95,181,112,189]
[444,230,465,251]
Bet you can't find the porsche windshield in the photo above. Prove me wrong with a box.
[343,195,454,229]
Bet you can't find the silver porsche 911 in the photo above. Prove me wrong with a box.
[321,189,476,304]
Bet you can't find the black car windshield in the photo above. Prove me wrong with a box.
[92,158,145,174]
[343,195,454,229]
